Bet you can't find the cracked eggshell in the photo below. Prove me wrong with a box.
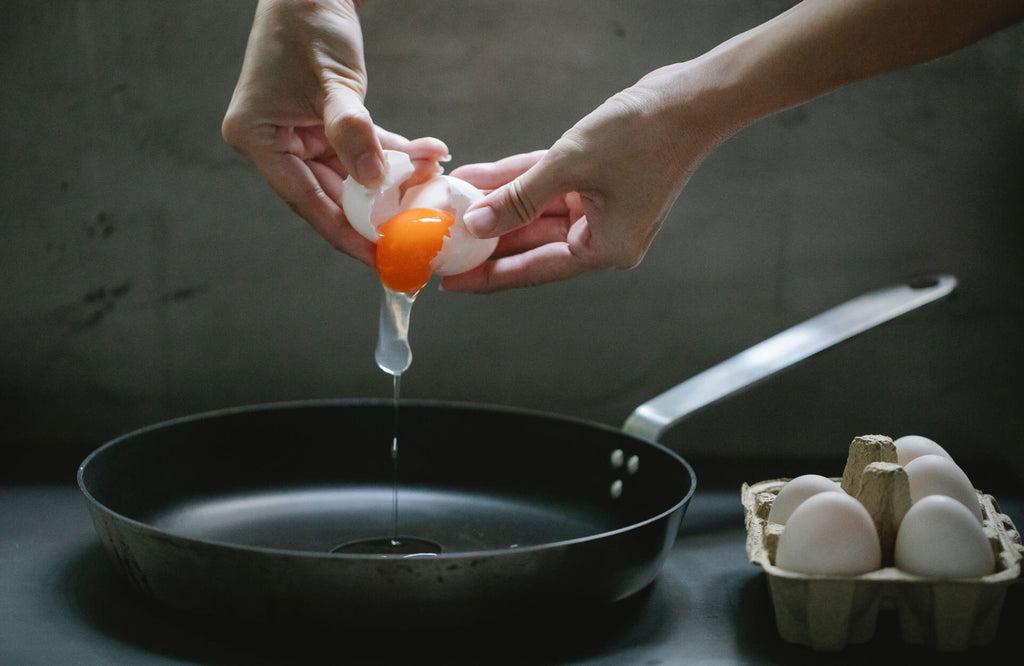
[341,151,417,242]
[402,175,498,276]
[767,474,844,525]
[894,494,996,578]
[340,149,498,276]
[775,492,882,576]
[903,453,983,522]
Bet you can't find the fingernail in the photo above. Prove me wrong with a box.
[355,152,385,186]
[463,205,497,237]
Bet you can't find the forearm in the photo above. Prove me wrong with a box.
[690,0,1024,134]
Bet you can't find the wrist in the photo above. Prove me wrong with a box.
[677,30,803,139]
[628,60,753,171]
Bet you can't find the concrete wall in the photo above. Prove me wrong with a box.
[3,1,1023,480]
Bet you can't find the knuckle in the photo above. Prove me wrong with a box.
[324,106,371,146]
[504,179,539,224]
[606,87,654,117]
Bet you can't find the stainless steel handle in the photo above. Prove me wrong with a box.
[622,274,958,442]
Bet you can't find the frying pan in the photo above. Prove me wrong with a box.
[78,275,956,627]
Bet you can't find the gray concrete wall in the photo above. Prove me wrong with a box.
[3,1,1023,479]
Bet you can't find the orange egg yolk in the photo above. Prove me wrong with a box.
[374,208,455,294]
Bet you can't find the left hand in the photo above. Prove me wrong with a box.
[222,0,449,266]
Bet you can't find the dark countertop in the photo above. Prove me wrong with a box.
[3,476,1022,665]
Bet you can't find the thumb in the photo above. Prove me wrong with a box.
[462,156,568,239]
[322,82,385,186]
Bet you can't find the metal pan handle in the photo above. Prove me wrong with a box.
[622,274,958,442]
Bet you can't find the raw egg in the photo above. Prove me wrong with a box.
[374,208,455,293]
[341,150,498,293]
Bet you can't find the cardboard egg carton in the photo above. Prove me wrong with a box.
[742,435,1024,651]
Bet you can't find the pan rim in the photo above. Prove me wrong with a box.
[77,398,697,561]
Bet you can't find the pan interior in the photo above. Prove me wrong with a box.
[81,401,694,557]
[149,484,620,554]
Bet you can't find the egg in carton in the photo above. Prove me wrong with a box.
[742,434,1024,651]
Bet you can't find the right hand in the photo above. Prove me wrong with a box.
[445,63,732,292]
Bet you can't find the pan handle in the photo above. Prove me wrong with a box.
[622,274,958,442]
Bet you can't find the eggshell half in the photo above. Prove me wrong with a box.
[341,151,416,242]
[775,492,881,575]
[893,435,953,466]
[903,453,983,522]
[401,175,496,275]
[894,494,995,578]
[767,474,844,525]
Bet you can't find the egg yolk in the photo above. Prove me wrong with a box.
[375,208,455,294]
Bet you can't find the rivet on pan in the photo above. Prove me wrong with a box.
[610,479,623,499]
[626,455,640,475]
[610,449,625,469]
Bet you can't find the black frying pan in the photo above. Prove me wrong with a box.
[78,275,956,627]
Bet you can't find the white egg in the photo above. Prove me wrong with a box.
[775,492,881,575]
[767,474,844,525]
[903,454,983,522]
[340,149,499,277]
[893,435,953,466]
[894,495,995,578]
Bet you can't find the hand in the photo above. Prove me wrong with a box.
[443,150,583,289]
[441,0,1024,294]
[221,0,448,266]
[442,64,729,293]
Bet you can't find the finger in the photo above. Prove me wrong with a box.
[404,136,451,185]
[305,159,377,265]
[454,156,572,218]
[489,215,573,259]
[449,150,546,190]
[321,83,385,187]
[256,150,376,266]
[308,158,347,208]
[461,154,572,239]
[440,241,596,294]
[375,126,410,148]
[377,130,451,163]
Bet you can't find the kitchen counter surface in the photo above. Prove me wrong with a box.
[3,479,1022,665]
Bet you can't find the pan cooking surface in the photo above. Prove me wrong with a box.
[149,484,621,554]
[79,400,695,625]
[82,400,693,557]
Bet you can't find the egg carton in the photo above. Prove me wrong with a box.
[742,471,1023,651]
